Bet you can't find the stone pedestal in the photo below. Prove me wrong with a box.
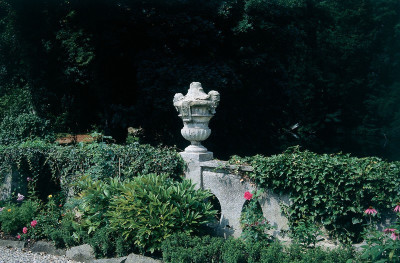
[180,151,213,162]
[179,152,213,190]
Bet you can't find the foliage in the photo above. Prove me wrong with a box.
[30,194,66,240]
[288,219,323,248]
[230,146,400,243]
[108,173,216,253]
[240,191,274,243]
[359,205,400,262]
[161,233,356,263]
[47,211,83,248]
[0,199,40,234]
[0,113,51,145]
[161,233,224,263]
[0,140,184,194]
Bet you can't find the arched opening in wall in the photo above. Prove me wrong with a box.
[209,194,222,222]
[205,194,222,231]
[241,199,266,229]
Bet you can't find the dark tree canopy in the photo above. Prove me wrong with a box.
[0,0,399,159]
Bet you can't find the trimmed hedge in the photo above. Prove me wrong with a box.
[161,233,356,263]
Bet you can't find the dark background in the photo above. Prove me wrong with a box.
[0,0,399,160]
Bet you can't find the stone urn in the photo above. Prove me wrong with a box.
[173,82,220,155]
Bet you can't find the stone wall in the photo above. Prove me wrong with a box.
[181,155,290,239]
[0,168,25,201]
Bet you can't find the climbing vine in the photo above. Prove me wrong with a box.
[0,140,184,196]
[230,146,400,243]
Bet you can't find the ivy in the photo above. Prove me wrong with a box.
[231,146,400,243]
[0,140,184,196]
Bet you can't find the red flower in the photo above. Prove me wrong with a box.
[244,191,253,200]
[30,220,37,228]
[17,235,21,239]
[22,227,28,234]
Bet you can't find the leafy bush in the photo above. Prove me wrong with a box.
[0,199,40,234]
[108,174,216,253]
[288,219,323,248]
[161,233,224,263]
[359,204,400,263]
[240,191,273,243]
[231,146,400,243]
[47,211,82,248]
[0,113,50,145]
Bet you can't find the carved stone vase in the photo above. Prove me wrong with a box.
[173,82,220,156]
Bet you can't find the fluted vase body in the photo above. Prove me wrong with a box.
[173,82,219,153]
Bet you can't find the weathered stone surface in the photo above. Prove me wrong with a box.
[198,160,289,238]
[125,253,162,263]
[30,241,66,256]
[66,244,95,262]
[0,168,26,201]
[0,239,25,249]
[92,256,127,263]
[174,82,220,154]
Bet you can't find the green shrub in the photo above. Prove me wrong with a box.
[231,146,400,243]
[108,174,216,253]
[0,113,50,145]
[48,211,83,248]
[32,194,67,240]
[161,233,224,263]
[288,219,323,247]
[86,226,117,258]
[0,199,40,234]
[240,191,273,243]
[162,233,356,263]
[221,238,247,263]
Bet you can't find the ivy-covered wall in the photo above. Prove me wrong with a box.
[0,140,184,201]
[231,146,400,243]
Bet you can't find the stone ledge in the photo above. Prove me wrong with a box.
[200,160,253,172]
[180,151,213,162]
[30,240,66,256]
[125,253,163,263]
[92,256,127,263]
[0,239,25,249]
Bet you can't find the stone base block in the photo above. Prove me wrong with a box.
[180,151,213,162]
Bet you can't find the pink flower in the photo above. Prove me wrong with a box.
[22,227,28,234]
[17,193,24,201]
[26,177,32,182]
[384,228,396,233]
[394,204,400,212]
[364,206,377,215]
[17,235,21,239]
[244,191,253,200]
[391,233,399,240]
[30,220,37,228]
